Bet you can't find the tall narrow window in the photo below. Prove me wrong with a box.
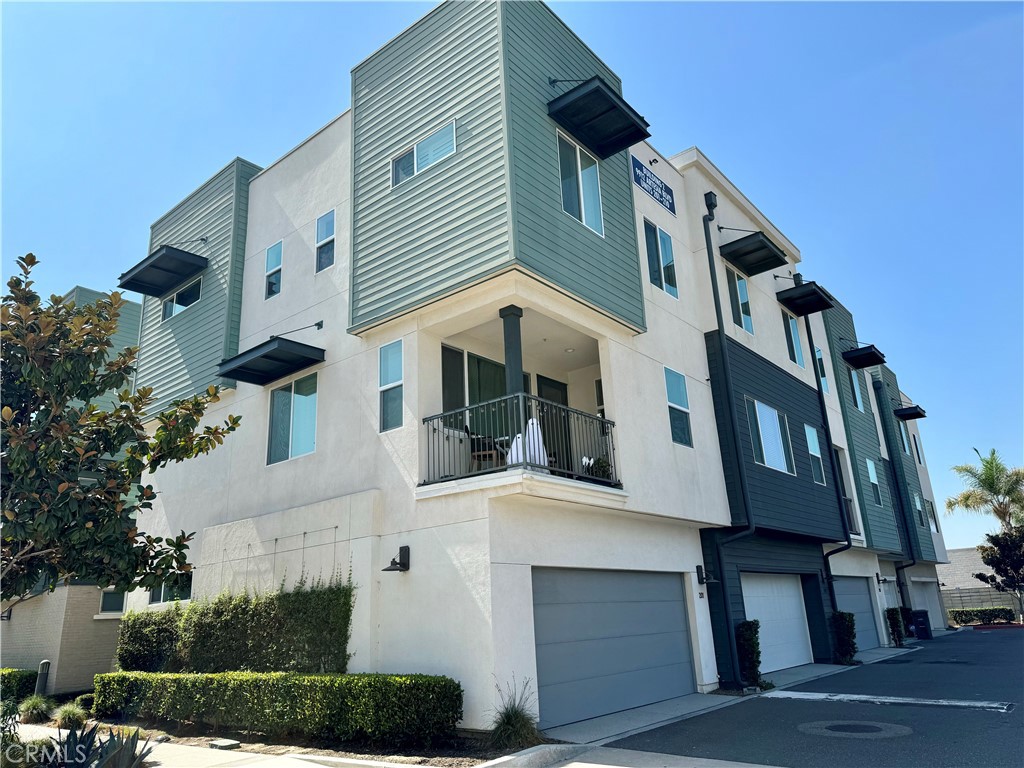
[804,424,826,485]
[161,278,202,321]
[814,347,829,393]
[727,268,754,334]
[315,210,335,272]
[913,433,923,465]
[379,340,403,432]
[392,121,456,186]
[644,221,678,298]
[782,310,804,367]
[746,397,795,474]
[848,366,864,411]
[664,368,692,447]
[925,499,938,532]
[267,373,317,464]
[914,493,926,527]
[866,458,882,504]
[898,420,912,455]
[265,241,283,299]
[595,379,605,420]
[557,132,603,235]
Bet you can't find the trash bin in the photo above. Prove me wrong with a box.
[911,609,932,640]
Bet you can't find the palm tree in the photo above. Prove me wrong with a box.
[945,448,1024,533]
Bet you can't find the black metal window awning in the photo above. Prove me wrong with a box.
[548,76,650,160]
[841,344,886,369]
[776,281,835,316]
[118,245,208,297]
[894,405,927,420]
[719,232,788,277]
[218,337,325,386]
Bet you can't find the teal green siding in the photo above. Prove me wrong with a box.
[134,158,261,414]
[349,0,510,331]
[502,0,645,330]
[822,304,902,555]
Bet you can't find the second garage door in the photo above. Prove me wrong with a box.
[532,568,695,729]
[833,576,880,651]
[741,572,814,673]
[911,580,946,630]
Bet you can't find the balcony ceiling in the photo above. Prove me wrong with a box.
[118,245,208,297]
[548,77,651,159]
[449,311,600,372]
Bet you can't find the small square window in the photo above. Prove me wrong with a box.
[161,278,202,321]
[99,590,125,613]
[392,122,456,187]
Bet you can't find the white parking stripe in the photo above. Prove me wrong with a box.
[762,690,1014,713]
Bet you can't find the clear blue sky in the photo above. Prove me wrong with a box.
[3,2,1021,549]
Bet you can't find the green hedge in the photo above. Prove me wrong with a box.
[948,607,1015,625]
[735,620,764,688]
[831,611,858,665]
[117,604,182,672]
[93,671,462,747]
[0,669,37,703]
[884,607,905,647]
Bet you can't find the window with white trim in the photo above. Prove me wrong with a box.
[99,589,125,614]
[148,574,192,604]
[925,499,938,532]
[914,492,926,527]
[556,132,603,235]
[379,340,403,432]
[804,424,826,485]
[782,310,805,367]
[848,366,864,411]
[866,458,882,504]
[727,268,754,334]
[161,278,201,321]
[814,347,829,393]
[897,420,912,455]
[392,121,456,187]
[746,397,795,474]
[267,373,317,464]
[644,220,677,298]
[913,433,924,465]
[265,241,283,299]
[664,368,692,447]
[315,210,335,272]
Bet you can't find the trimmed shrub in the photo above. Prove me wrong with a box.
[831,611,858,665]
[18,694,54,724]
[94,671,462,748]
[736,620,771,689]
[885,607,905,647]
[54,703,88,730]
[947,607,1015,626]
[116,604,182,672]
[0,669,38,703]
[73,694,95,714]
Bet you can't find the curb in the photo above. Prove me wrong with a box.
[475,744,591,768]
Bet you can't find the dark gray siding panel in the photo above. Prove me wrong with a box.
[822,305,903,554]
[502,1,645,330]
[705,332,845,541]
[703,335,745,526]
[350,1,509,330]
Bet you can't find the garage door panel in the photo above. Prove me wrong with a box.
[741,573,814,674]
[538,662,692,728]
[533,568,685,604]
[534,601,686,644]
[834,576,880,651]
[536,630,689,686]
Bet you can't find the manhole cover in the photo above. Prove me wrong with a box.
[798,721,913,739]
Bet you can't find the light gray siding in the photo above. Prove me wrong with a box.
[502,0,645,330]
[134,158,261,414]
[349,0,510,331]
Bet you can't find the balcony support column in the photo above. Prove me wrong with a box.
[499,305,525,395]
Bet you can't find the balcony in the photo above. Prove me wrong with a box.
[423,393,618,488]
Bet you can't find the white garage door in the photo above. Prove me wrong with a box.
[532,568,695,729]
[833,576,880,651]
[741,572,814,673]
[911,580,946,630]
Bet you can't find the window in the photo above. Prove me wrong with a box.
[804,424,826,485]
[664,368,692,447]
[148,574,192,604]
[643,221,678,298]
[814,347,829,393]
[898,420,912,455]
[727,268,754,334]
[746,397,795,474]
[161,278,201,321]
[866,458,882,505]
[265,241,283,298]
[315,210,335,272]
[267,373,317,464]
[379,340,403,432]
[848,366,864,411]
[782,310,805,367]
[913,433,924,465]
[912,492,925,527]
[595,379,605,420]
[99,590,125,614]
[557,132,603,235]
[925,499,938,532]
[392,121,456,186]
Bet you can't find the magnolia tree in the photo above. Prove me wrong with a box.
[1,254,240,603]
[975,525,1024,623]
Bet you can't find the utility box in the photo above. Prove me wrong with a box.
[911,610,933,640]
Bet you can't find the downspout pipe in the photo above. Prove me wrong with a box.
[796,274,851,615]
[702,192,757,686]
[873,378,917,596]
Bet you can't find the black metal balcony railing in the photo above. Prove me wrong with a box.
[844,497,860,535]
[422,393,619,488]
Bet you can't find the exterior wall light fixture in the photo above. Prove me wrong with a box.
[382,546,410,573]
[697,565,719,585]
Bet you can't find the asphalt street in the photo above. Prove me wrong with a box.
[609,630,1023,768]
